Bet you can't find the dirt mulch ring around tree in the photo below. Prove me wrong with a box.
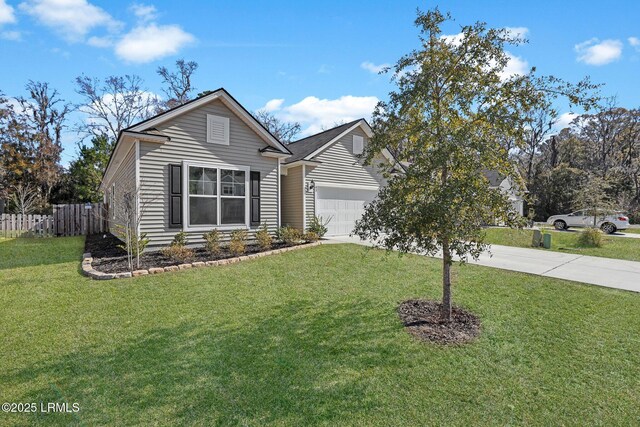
[85,233,306,274]
[397,299,481,345]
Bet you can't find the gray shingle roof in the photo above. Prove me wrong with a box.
[284,119,362,164]
[482,169,504,187]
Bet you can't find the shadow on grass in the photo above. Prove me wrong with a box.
[3,300,401,426]
[0,237,84,271]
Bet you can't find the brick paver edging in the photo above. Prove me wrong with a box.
[81,241,323,280]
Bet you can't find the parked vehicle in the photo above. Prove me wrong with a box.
[546,209,630,234]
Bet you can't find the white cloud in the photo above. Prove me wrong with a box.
[555,112,579,130]
[504,26,529,40]
[0,0,16,25]
[361,61,390,74]
[19,0,121,41]
[262,98,284,112]
[115,23,195,63]
[629,36,640,52]
[130,3,157,23]
[575,38,623,65]
[1,30,21,40]
[87,35,112,47]
[262,95,379,136]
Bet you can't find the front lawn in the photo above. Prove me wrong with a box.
[1,237,639,426]
[483,227,640,262]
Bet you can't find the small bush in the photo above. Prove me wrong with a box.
[171,231,188,247]
[255,223,272,251]
[229,229,248,256]
[280,226,302,245]
[274,227,284,242]
[578,227,604,247]
[203,229,221,255]
[303,231,319,242]
[308,215,331,238]
[161,244,194,262]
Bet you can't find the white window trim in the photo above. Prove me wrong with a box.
[206,114,230,145]
[182,161,250,232]
[314,182,380,191]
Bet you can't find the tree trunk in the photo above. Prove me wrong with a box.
[441,239,452,322]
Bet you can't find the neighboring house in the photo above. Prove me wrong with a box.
[482,169,525,216]
[99,88,291,248]
[281,119,395,236]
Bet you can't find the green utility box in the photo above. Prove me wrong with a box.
[543,233,552,249]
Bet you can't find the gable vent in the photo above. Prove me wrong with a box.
[207,114,230,145]
[352,135,364,155]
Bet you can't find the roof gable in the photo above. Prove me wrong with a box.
[285,119,370,164]
[128,88,291,154]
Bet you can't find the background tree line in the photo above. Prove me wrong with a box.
[515,100,640,222]
[0,59,299,214]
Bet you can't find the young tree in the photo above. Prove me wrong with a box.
[156,59,199,111]
[353,9,597,321]
[254,109,301,143]
[111,180,153,271]
[75,74,158,142]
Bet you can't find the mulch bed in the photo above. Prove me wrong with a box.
[397,299,481,345]
[85,233,303,274]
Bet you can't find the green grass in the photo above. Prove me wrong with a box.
[483,227,640,262]
[1,237,639,426]
[622,227,640,234]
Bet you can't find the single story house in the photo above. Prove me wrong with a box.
[100,88,523,248]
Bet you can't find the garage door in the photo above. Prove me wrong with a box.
[316,186,378,236]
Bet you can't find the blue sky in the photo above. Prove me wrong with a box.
[1,0,639,164]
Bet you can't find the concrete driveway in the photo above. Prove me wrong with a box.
[327,235,640,293]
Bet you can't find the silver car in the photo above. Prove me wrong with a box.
[547,209,630,234]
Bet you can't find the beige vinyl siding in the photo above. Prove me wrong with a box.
[304,127,386,221]
[138,98,279,247]
[280,165,304,229]
[105,143,137,235]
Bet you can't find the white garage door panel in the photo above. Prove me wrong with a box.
[316,187,378,236]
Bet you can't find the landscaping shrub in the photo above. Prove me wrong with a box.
[229,229,248,256]
[255,223,272,251]
[578,227,604,247]
[161,244,194,262]
[171,231,188,247]
[280,226,302,245]
[203,229,221,256]
[303,231,319,242]
[307,215,331,238]
[161,231,194,262]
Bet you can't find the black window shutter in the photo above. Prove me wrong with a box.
[169,164,182,228]
[250,171,260,226]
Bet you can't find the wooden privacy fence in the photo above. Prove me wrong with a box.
[1,203,108,238]
[1,213,55,237]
